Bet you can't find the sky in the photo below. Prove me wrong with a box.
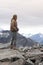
[0,0,43,34]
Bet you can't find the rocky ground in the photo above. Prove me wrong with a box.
[0,45,43,65]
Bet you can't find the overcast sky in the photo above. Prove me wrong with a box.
[0,0,43,34]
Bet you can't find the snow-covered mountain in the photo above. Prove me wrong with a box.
[22,33,43,44]
[0,29,11,43]
[29,33,43,44]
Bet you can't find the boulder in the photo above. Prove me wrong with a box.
[0,49,25,61]
[9,59,25,65]
[39,62,43,65]
[26,58,34,65]
[0,62,10,65]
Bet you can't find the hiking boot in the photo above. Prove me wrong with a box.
[13,46,16,50]
[10,45,13,49]
[12,45,17,50]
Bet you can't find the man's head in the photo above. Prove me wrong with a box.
[13,14,17,21]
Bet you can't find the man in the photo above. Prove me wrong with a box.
[10,14,19,49]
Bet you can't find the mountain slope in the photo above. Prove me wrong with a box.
[30,33,43,44]
[16,33,36,47]
[0,30,37,47]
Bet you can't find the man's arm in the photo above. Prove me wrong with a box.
[13,20,19,31]
[11,20,19,31]
[11,20,17,31]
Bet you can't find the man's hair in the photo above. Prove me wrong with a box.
[13,14,17,19]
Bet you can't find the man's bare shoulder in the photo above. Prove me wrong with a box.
[11,19,16,25]
[11,19,15,22]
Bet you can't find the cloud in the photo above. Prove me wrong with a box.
[0,0,43,30]
[19,26,43,34]
[0,0,43,16]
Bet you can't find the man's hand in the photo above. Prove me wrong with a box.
[17,28,19,31]
[13,27,17,31]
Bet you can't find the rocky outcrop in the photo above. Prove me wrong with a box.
[0,46,43,65]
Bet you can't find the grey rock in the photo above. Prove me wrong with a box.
[0,62,10,65]
[39,62,43,65]
[0,59,24,65]
[0,45,43,65]
[0,49,25,61]
[24,62,34,65]
[35,59,40,65]
[22,47,31,53]
[26,58,34,65]
[9,59,25,65]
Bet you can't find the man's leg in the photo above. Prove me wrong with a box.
[10,32,14,49]
[13,32,17,49]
